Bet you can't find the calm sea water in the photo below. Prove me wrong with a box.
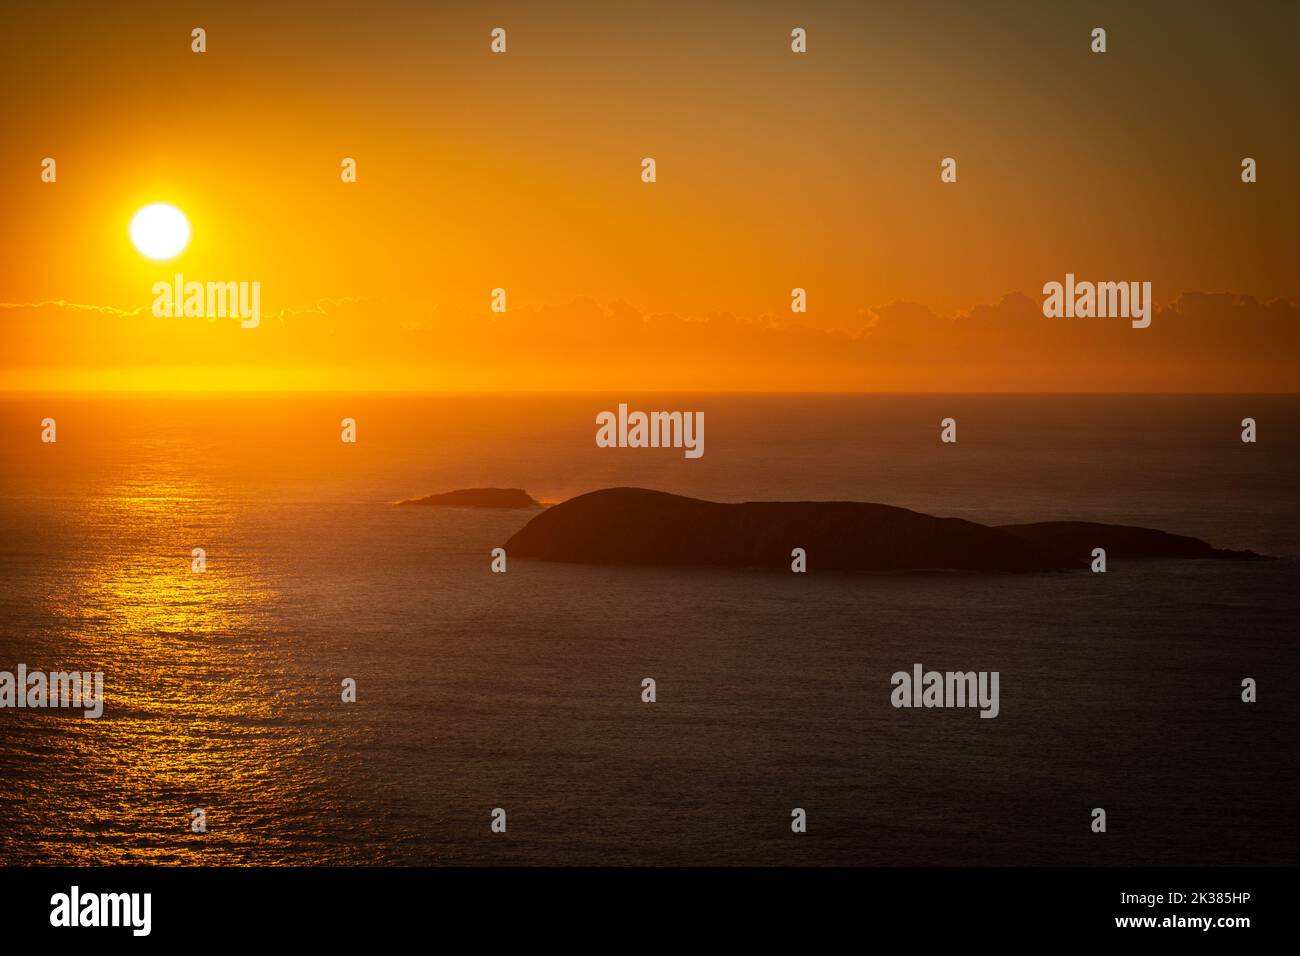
[0,394,1296,865]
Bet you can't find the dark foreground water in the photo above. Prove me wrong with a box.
[0,393,1296,864]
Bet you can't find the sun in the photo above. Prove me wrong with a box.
[129,203,190,260]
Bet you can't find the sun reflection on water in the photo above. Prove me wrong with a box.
[3,474,340,864]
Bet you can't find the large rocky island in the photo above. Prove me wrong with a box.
[503,487,1260,573]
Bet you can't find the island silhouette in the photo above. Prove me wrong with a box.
[494,487,1262,573]
[397,487,541,509]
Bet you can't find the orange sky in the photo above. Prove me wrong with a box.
[1,0,1296,391]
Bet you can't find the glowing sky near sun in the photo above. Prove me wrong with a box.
[1,0,1296,391]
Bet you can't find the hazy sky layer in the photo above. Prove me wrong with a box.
[1,0,1296,390]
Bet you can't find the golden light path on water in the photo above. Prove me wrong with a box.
[9,472,345,864]
[2,394,1297,866]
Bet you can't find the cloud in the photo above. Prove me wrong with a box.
[0,300,149,316]
[1,291,1295,391]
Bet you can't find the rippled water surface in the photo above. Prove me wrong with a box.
[0,394,1296,864]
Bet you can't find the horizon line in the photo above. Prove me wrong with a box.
[2,388,1296,397]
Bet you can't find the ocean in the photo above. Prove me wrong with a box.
[0,393,1296,864]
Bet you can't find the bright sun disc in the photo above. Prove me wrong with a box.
[129,203,190,260]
